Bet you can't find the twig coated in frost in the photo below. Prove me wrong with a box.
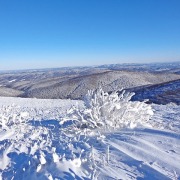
[64,87,154,131]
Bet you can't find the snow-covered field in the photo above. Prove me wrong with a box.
[0,97,180,179]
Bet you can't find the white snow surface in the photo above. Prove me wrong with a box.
[0,97,180,180]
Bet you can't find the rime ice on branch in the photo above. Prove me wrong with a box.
[66,87,154,130]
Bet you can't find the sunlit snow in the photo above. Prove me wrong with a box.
[0,96,179,179]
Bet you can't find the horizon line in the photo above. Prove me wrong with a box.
[0,60,179,72]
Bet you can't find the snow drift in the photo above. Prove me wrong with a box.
[0,92,180,179]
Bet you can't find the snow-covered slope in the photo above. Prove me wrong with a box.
[129,79,180,105]
[1,68,180,99]
[0,97,180,179]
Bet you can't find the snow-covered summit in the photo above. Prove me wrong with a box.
[0,96,180,179]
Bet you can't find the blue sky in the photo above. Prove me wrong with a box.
[0,0,180,70]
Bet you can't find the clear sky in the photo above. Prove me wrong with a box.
[0,0,180,70]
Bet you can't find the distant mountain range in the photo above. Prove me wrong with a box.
[0,62,179,104]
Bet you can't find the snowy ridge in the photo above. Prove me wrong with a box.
[0,66,180,99]
[129,79,180,105]
[0,97,180,179]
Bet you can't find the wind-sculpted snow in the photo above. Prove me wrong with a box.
[0,97,180,179]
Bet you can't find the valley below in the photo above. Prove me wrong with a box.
[0,62,180,104]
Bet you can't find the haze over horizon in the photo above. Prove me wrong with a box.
[0,0,180,70]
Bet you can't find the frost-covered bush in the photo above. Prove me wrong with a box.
[0,105,29,129]
[65,87,154,130]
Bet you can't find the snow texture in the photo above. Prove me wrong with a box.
[0,96,180,179]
